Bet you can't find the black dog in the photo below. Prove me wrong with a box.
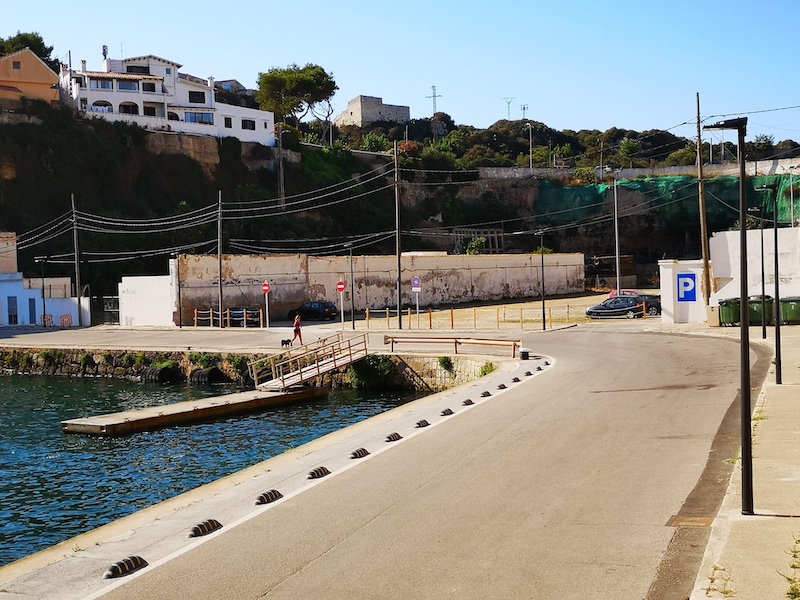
[281,339,292,348]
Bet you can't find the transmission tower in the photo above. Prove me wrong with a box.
[427,85,442,116]
[502,97,515,120]
[521,104,528,119]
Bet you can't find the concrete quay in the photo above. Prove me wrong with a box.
[0,316,796,599]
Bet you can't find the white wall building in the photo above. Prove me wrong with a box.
[60,54,275,146]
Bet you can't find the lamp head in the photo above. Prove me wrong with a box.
[703,117,748,133]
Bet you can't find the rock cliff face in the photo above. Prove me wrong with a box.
[146,133,221,177]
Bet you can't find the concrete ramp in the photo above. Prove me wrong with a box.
[250,333,369,390]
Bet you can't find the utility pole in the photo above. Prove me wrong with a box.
[521,104,528,119]
[502,97,515,120]
[696,92,711,305]
[218,191,224,329]
[395,141,402,330]
[71,193,82,326]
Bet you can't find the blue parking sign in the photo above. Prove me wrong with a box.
[677,273,697,302]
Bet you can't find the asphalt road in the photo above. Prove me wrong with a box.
[66,324,754,600]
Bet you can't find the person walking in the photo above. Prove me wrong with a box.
[291,314,303,346]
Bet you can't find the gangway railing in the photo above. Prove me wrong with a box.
[248,332,369,390]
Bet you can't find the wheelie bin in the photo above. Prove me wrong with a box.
[718,298,739,326]
[748,295,773,326]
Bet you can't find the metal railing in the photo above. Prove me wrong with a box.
[248,332,368,389]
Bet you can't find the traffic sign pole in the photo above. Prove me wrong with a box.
[262,281,271,329]
[336,280,346,328]
[411,276,421,329]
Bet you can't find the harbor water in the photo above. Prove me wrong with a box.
[0,375,421,567]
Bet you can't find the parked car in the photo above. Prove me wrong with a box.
[287,301,339,321]
[608,288,643,298]
[227,307,261,327]
[586,294,661,319]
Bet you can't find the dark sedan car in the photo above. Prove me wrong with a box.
[287,301,340,321]
[586,294,661,319]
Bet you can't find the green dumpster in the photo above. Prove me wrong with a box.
[748,295,773,326]
[781,297,800,325]
[718,298,739,326]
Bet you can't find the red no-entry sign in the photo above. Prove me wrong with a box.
[262,282,270,294]
[337,281,346,293]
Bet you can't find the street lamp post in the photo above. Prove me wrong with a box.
[35,256,46,326]
[703,117,753,515]
[536,230,546,330]
[349,243,356,331]
[525,123,533,172]
[747,206,766,340]
[756,184,783,384]
[613,174,621,297]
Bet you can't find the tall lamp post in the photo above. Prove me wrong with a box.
[703,117,753,515]
[613,172,621,297]
[525,123,534,172]
[536,230,546,330]
[756,184,782,384]
[35,256,47,326]
[746,205,766,340]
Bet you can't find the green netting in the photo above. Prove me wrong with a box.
[534,174,799,228]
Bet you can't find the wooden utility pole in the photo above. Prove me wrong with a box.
[696,93,711,305]
[71,193,82,326]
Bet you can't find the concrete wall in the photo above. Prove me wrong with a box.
[709,228,800,303]
[0,233,17,273]
[118,275,176,327]
[172,252,585,326]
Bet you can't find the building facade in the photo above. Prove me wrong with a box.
[0,48,60,108]
[334,95,410,127]
[60,54,274,146]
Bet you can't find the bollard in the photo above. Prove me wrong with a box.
[366,308,370,329]
[548,306,552,328]
[194,308,198,327]
[520,308,523,330]
[496,307,500,330]
[386,308,390,329]
[450,308,454,329]
[473,307,477,330]
[429,307,433,329]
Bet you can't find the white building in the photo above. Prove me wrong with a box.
[0,233,87,327]
[60,54,274,146]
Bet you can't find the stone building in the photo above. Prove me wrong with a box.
[334,95,410,127]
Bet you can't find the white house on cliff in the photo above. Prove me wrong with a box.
[59,54,274,146]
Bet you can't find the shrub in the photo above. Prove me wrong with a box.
[189,352,220,369]
[438,356,454,372]
[479,362,495,377]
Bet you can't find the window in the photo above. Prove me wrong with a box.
[117,81,139,91]
[224,117,232,128]
[90,80,113,90]
[188,91,206,104]
[264,122,270,129]
[166,68,172,75]
[143,106,156,116]
[12,61,21,70]
[126,65,150,75]
[185,112,213,124]
[142,82,156,93]
[242,119,255,130]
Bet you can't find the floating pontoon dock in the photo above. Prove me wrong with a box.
[61,387,329,436]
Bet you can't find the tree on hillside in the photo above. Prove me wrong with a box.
[619,137,641,167]
[256,64,338,129]
[0,32,58,71]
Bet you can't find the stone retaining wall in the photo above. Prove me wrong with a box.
[0,347,495,392]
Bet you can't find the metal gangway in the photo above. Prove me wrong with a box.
[248,332,369,391]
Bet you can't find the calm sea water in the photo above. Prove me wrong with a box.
[0,376,420,567]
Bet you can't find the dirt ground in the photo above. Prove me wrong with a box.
[361,290,660,332]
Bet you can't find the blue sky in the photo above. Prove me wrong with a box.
[6,0,800,144]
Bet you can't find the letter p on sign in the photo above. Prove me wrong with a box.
[677,273,696,302]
